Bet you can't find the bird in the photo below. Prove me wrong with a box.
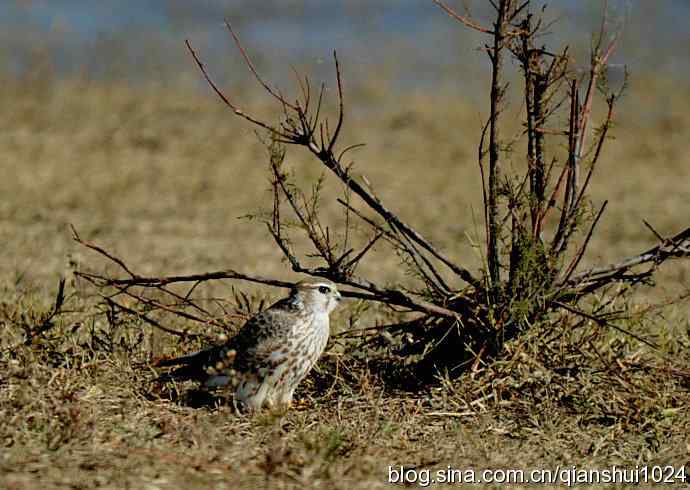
[156,278,342,412]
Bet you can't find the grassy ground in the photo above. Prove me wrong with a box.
[1,64,689,489]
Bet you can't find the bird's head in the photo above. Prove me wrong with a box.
[292,279,342,314]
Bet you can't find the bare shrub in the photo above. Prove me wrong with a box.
[75,1,690,418]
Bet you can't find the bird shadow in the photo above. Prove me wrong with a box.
[147,381,229,409]
[180,389,228,409]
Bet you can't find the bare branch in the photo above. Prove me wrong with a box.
[560,200,608,284]
[188,27,481,290]
[71,225,136,278]
[486,0,515,297]
[75,273,208,340]
[315,146,480,287]
[571,94,615,211]
[328,51,344,154]
[575,16,619,162]
[224,21,299,112]
[642,219,665,243]
[77,267,292,291]
[185,39,277,135]
[562,226,690,290]
[432,0,494,34]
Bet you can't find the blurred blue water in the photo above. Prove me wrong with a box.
[1,0,688,86]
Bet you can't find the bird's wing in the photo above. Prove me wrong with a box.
[156,298,299,381]
[224,299,300,374]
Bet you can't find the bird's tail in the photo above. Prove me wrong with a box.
[155,350,206,367]
[154,347,217,382]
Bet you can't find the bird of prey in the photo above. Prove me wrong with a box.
[156,279,341,412]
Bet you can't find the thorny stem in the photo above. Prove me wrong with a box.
[486,0,515,301]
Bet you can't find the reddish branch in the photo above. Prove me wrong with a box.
[432,0,494,34]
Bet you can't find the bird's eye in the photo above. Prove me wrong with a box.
[318,286,330,294]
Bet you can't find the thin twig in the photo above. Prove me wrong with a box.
[224,21,299,112]
[560,200,608,284]
[552,300,658,350]
[432,0,494,34]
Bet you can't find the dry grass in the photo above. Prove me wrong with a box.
[1,67,689,489]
